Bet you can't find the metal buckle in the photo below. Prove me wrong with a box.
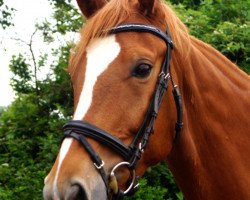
[110,162,137,195]
[139,142,144,153]
[159,72,170,80]
[94,160,105,169]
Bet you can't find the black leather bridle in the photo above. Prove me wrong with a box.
[63,24,183,199]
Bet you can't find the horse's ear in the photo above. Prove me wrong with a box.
[138,0,156,15]
[76,0,106,18]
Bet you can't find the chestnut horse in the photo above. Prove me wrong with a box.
[43,0,250,199]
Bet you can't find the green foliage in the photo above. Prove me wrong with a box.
[173,0,250,73]
[199,0,249,24]
[0,95,49,199]
[206,22,250,72]
[126,163,183,200]
[0,40,73,200]
[9,54,33,94]
[0,94,67,199]
[50,0,83,34]
[37,0,83,43]
[0,106,5,116]
[169,0,203,9]
[0,0,14,29]
[126,178,168,200]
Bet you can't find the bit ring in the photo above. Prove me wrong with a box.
[110,162,136,195]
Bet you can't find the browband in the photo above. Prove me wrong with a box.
[110,24,173,49]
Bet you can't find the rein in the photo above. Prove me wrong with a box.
[63,24,183,199]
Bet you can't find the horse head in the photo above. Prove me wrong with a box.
[43,0,181,199]
[44,0,250,199]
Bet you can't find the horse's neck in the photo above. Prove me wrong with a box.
[167,37,250,200]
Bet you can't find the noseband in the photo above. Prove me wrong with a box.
[63,24,183,199]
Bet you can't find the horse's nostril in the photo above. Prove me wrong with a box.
[68,184,88,200]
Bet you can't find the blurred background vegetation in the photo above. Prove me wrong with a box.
[0,0,249,199]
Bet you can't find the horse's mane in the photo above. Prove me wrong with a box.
[69,0,190,76]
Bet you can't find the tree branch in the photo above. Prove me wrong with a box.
[10,29,39,94]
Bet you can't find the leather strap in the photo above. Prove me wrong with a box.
[64,121,132,160]
[64,130,109,193]
[110,24,173,49]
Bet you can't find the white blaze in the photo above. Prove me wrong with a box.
[73,35,121,120]
[52,35,121,196]
[53,138,73,198]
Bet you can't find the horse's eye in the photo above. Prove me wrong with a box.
[132,63,152,78]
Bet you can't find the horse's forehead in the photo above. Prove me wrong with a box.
[86,35,121,65]
[73,35,121,120]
